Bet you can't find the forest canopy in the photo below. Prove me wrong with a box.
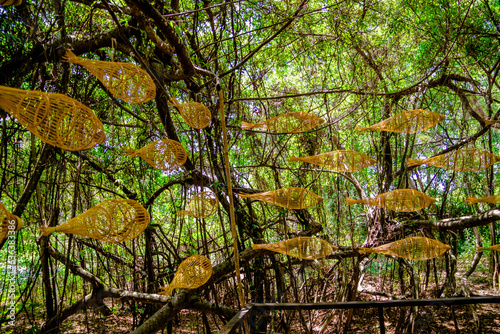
[1,0,500,333]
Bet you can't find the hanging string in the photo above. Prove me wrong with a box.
[218,84,245,307]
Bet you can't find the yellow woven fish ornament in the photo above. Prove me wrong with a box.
[0,0,22,6]
[359,237,451,260]
[346,189,435,212]
[168,98,212,129]
[39,199,149,243]
[241,112,325,133]
[177,192,219,218]
[357,109,445,134]
[0,202,23,244]
[477,245,500,252]
[63,50,156,104]
[253,236,338,260]
[467,194,500,205]
[124,139,187,172]
[159,255,212,296]
[0,86,106,151]
[239,187,323,209]
[408,148,500,172]
[289,150,376,172]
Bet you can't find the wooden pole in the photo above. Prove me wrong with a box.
[218,87,245,307]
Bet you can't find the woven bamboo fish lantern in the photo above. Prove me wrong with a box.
[346,189,435,212]
[0,0,22,6]
[253,236,338,260]
[39,199,149,243]
[408,148,500,172]
[467,194,500,205]
[168,98,212,129]
[241,111,325,133]
[124,139,187,172]
[0,203,23,244]
[357,109,445,134]
[63,50,156,104]
[159,255,212,296]
[289,150,376,172]
[477,245,500,252]
[239,187,323,209]
[177,192,219,218]
[0,86,106,151]
[359,237,451,260]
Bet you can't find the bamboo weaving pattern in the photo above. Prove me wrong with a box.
[0,85,106,151]
[239,187,323,209]
[159,255,212,296]
[467,194,500,205]
[477,245,500,252]
[241,112,325,133]
[0,0,22,6]
[39,199,149,243]
[357,109,445,134]
[289,150,376,172]
[0,202,23,244]
[168,99,212,129]
[346,189,435,212]
[359,237,451,260]
[124,139,187,171]
[177,192,219,218]
[63,50,156,104]
[253,237,338,260]
[408,148,500,172]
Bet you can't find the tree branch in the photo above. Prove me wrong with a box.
[0,27,131,85]
[47,243,104,286]
[71,151,138,200]
[125,0,195,77]
[219,0,308,78]
[13,145,53,217]
[129,290,195,334]
[399,208,500,231]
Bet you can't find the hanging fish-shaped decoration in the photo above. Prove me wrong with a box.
[359,237,451,260]
[239,187,323,209]
[159,255,212,296]
[253,236,338,260]
[168,98,212,129]
[289,150,376,172]
[408,148,500,172]
[346,189,435,212]
[467,194,500,205]
[63,50,156,104]
[39,199,149,243]
[0,0,22,6]
[477,245,500,252]
[0,85,106,151]
[124,139,187,172]
[0,202,23,244]
[177,192,219,219]
[357,109,445,134]
[241,111,325,133]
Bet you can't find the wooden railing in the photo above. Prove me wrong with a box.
[218,296,500,334]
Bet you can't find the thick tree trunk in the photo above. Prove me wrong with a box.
[40,237,57,334]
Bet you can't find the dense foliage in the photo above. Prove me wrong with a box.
[1,0,500,332]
